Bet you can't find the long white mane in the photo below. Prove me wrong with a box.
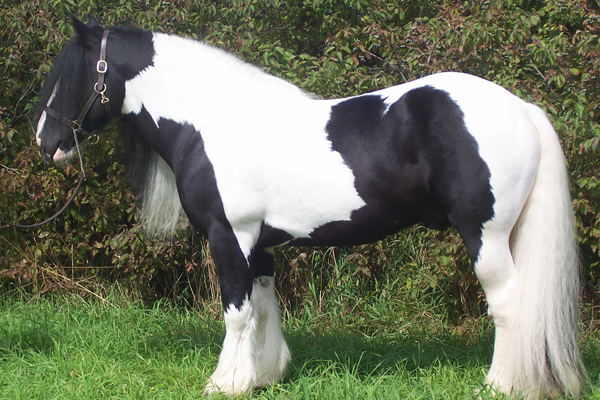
[139,151,185,236]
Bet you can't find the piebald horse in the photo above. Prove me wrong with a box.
[35,16,584,398]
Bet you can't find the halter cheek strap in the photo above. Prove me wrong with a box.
[44,29,112,139]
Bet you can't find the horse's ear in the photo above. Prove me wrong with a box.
[86,14,100,28]
[70,14,95,45]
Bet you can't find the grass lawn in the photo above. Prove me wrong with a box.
[0,291,598,399]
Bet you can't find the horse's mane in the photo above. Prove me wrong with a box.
[152,32,310,100]
[127,127,186,237]
[34,32,95,122]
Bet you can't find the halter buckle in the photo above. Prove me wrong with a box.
[97,60,108,74]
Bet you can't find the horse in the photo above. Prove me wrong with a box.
[34,15,584,398]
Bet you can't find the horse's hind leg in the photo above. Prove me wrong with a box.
[248,249,290,387]
[450,179,535,396]
[204,228,289,395]
[453,216,522,394]
[470,228,520,393]
[438,152,536,396]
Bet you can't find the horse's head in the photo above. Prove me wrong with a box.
[36,15,120,162]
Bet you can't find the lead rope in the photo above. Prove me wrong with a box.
[73,129,86,179]
[0,170,85,229]
[0,128,89,229]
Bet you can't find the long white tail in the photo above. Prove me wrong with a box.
[509,103,584,397]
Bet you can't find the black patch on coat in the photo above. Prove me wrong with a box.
[311,87,495,263]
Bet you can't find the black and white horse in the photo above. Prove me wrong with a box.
[35,16,584,398]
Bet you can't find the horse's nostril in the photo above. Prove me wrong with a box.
[40,138,61,163]
[41,151,53,163]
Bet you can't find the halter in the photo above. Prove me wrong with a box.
[44,29,113,142]
[1,30,112,229]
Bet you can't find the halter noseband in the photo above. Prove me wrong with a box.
[44,29,113,140]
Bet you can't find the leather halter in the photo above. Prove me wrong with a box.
[44,29,113,140]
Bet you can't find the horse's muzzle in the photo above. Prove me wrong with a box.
[41,149,54,163]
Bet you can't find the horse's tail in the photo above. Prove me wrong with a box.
[509,102,584,397]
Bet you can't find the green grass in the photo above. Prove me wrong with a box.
[0,292,598,399]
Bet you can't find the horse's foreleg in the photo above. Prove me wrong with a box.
[203,227,256,395]
[204,229,288,395]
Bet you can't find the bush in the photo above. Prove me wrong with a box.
[1,0,599,322]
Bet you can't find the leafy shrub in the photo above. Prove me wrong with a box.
[1,0,598,322]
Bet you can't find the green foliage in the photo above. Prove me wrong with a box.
[1,0,599,322]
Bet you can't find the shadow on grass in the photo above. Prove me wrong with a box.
[0,312,55,358]
[0,303,494,376]
[581,336,600,390]
[283,326,495,380]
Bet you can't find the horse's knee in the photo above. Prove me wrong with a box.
[252,276,276,317]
